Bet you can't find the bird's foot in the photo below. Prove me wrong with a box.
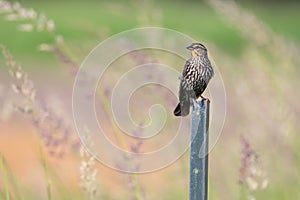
[200,96,210,105]
[200,95,207,100]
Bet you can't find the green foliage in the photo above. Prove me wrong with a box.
[0,153,10,200]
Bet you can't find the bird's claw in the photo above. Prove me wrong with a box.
[200,95,207,100]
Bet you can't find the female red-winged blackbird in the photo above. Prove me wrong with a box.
[173,43,214,117]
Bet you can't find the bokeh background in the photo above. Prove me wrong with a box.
[0,0,300,200]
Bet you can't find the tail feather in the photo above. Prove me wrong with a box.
[173,101,190,117]
[174,82,191,117]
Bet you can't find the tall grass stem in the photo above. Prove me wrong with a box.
[0,153,9,200]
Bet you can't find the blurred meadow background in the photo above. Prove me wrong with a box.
[0,0,300,199]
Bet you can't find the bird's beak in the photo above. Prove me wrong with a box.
[186,45,194,51]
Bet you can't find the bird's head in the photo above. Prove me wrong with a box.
[186,43,207,57]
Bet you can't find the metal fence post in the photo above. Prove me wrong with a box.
[190,99,210,200]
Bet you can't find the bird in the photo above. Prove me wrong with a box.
[173,43,214,117]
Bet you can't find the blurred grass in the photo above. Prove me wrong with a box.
[40,150,52,200]
[240,1,300,40]
[1,0,299,64]
[1,0,300,200]
[0,153,10,200]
